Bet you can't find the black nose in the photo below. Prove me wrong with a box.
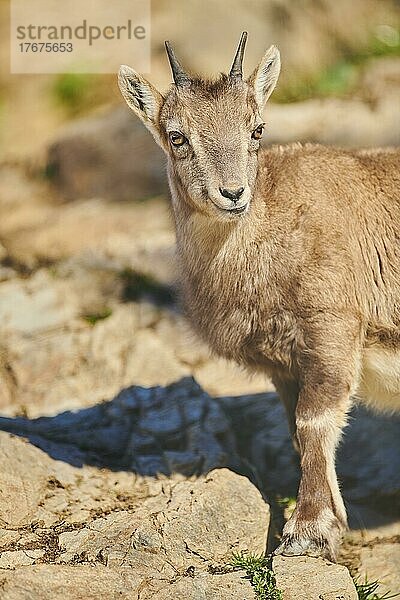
[219,186,245,202]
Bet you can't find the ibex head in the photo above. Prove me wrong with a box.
[118,33,280,219]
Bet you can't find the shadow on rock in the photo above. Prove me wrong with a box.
[0,377,247,479]
[0,376,398,528]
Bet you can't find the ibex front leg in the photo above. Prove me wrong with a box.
[275,318,361,561]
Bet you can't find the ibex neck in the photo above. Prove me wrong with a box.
[174,199,260,267]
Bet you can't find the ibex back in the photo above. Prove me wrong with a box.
[118,32,400,561]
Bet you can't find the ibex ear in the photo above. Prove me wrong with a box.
[118,65,164,143]
[248,45,281,108]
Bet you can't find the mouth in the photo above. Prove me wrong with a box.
[227,204,247,214]
[210,199,249,216]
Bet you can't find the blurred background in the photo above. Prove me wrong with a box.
[0,1,399,591]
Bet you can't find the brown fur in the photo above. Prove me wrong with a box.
[118,36,400,561]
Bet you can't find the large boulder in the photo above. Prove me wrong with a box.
[0,565,255,600]
[0,431,268,599]
[273,556,358,600]
[0,430,363,600]
[56,469,268,567]
[46,106,168,202]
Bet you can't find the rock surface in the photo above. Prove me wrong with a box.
[0,432,362,600]
[0,166,175,282]
[273,556,358,600]
[0,565,255,600]
[358,543,400,597]
[0,431,267,599]
[0,380,397,597]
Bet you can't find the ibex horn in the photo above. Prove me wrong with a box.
[229,31,248,79]
[165,41,191,86]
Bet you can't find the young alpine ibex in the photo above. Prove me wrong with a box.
[118,32,400,561]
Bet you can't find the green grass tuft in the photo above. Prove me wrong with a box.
[230,552,282,600]
[356,578,399,600]
[53,73,91,115]
[83,308,112,326]
[276,496,296,509]
[52,73,114,116]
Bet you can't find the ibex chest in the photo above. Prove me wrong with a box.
[181,257,297,372]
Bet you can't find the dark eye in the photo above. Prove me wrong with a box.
[169,131,187,147]
[252,124,264,140]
